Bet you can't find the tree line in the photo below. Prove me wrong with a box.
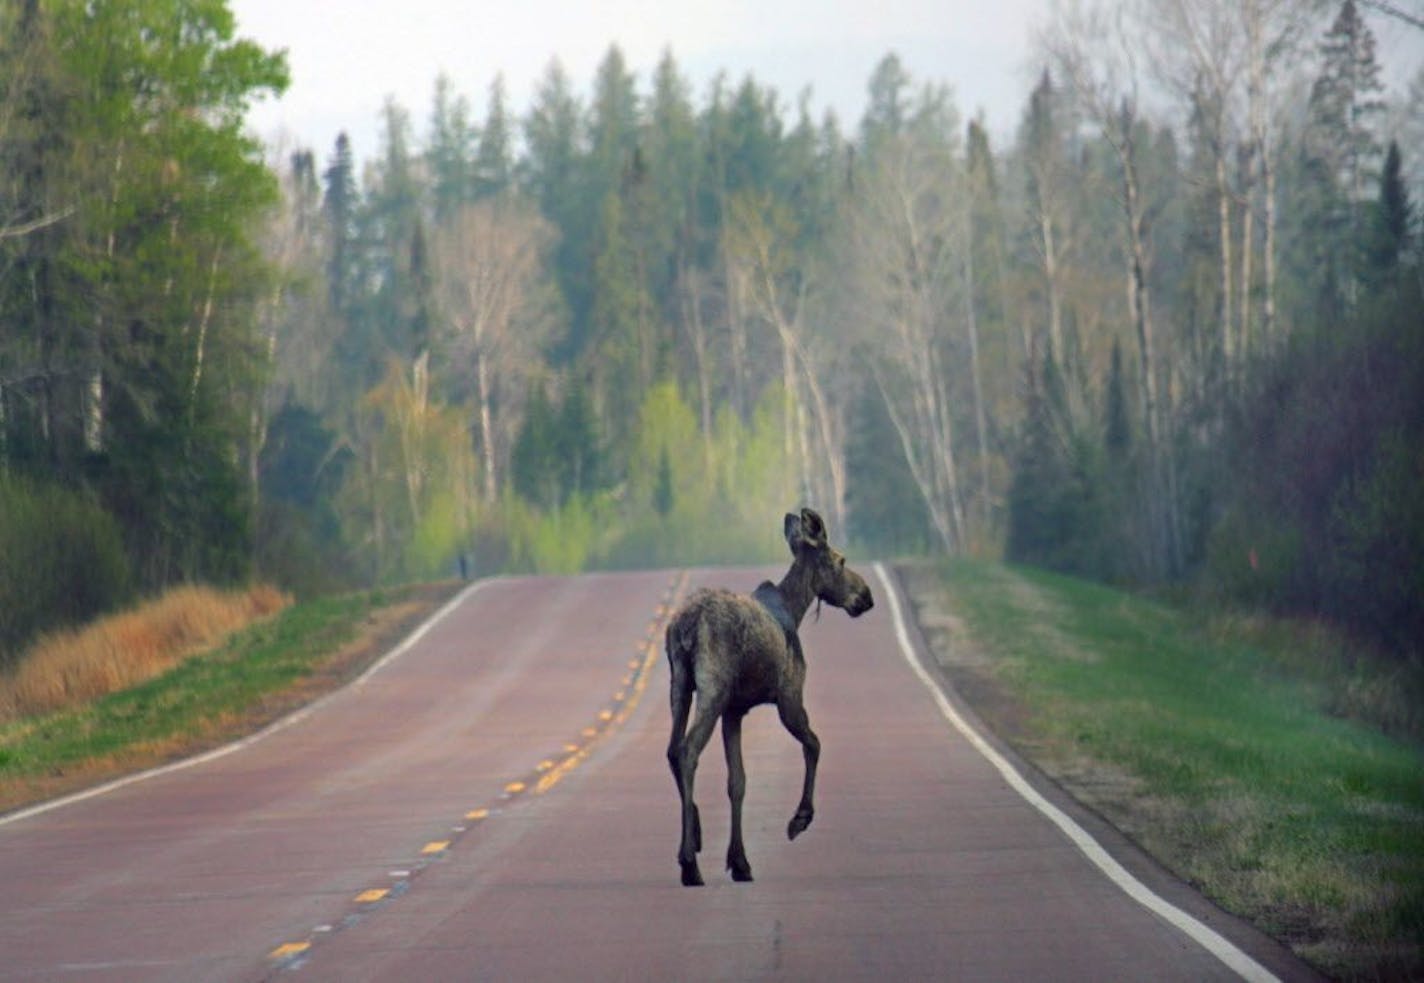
[1,0,1419,662]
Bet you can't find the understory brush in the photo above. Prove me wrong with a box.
[0,584,290,720]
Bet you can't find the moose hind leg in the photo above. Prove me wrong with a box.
[777,698,820,840]
[666,667,701,852]
[721,710,753,882]
[676,703,720,887]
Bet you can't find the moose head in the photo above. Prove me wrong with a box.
[784,507,874,618]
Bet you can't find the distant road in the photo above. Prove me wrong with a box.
[0,567,1316,981]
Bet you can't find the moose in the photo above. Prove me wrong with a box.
[665,507,874,886]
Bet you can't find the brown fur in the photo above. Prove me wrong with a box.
[665,508,873,886]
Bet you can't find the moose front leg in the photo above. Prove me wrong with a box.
[777,698,820,840]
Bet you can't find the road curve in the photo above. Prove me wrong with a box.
[0,567,1316,981]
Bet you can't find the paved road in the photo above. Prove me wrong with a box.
[0,566,1314,981]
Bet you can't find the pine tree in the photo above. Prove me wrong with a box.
[860,53,911,156]
[322,132,360,314]
[1306,0,1386,309]
[522,59,587,360]
[427,75,475,215]
[1366,140,1412,282]
[511,382,559,509]
[1104,339,1131,456]
[474,75,513,199]
[368,100,425,361]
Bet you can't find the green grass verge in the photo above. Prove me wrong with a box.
[918,558,1424,979]
[0,586,435,811]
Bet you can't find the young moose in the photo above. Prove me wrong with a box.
[665,507,874,886]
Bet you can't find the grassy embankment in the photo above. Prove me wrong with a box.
[0,582,456,814]
[903,558,1424,980]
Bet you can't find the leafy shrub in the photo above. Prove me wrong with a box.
[0,473,132,667]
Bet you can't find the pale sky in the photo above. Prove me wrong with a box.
[232,0,1051,161]
[231,1,1422,165]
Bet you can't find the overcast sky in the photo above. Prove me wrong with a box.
[232,0,1052,161]
[231,0,1422,164]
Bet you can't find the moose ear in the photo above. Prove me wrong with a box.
[799,508,827,546]
[785,508,825,553]
[783,512,803,551]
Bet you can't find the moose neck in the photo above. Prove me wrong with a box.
[775,556,818,627]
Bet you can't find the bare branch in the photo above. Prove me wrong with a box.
[0,207,75,240]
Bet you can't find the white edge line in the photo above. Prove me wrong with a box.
[0,578,495,829]
[873,562,1278,983]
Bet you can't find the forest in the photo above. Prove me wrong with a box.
[1,0,1420,665]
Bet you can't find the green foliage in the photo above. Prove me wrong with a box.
[332,356,477,585]
[0,0,287,592]
[1007,348,1113,577]
[255,404,354,597]
[844,381,933,555]
[935,558,1424,977]
[653,447,675,518]
[503,492,605,575]
[511,379,603,512]
[0,473,131,666]
[1209,274,1424,651]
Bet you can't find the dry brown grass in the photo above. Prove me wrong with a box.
[0,584,291,720]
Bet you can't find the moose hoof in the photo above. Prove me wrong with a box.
[787,809,814,840]
[681,861,705,887]
[728,857,754,882]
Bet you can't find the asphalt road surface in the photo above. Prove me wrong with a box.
[0,566,1317,982]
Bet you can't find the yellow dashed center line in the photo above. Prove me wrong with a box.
[533,571,686,797]
[266,572,688,973]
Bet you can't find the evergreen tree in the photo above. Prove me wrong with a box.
[368,100,425,361]
[322,132,360,314]
[474,75,513,199]
[860,53,911,155]
[511,381,559,509]
[724,77,783,193]
[588,189,653,452]
[426,74,475,214]
[642,50,700,314]
[1104,338,1131,457]
[1366,140,1412,282]
[522,59,586,360]
[1304,0,1386,310]
[556,377,601,499]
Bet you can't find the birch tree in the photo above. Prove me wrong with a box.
[1020,69,1073,366]
[1044,0,1192,574]
[724,190,847,531]
[840,105,968,553]
[432,200,552,504]
[1045,1,1162,450]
